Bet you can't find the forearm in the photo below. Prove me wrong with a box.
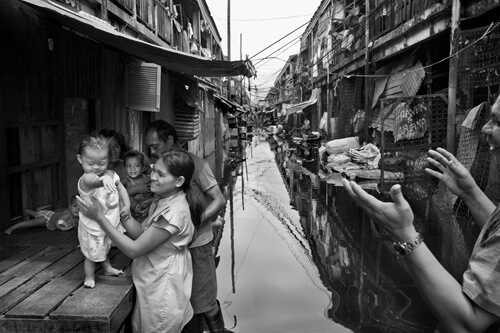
[405,244,495,332]
[120,215,143,239]
[460,186,495,229]
[118,185,131,210]
[96,215,139,258]
[201,198,225,224]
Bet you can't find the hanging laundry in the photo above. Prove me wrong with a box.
[187,22,194,39]
[174,19,182,32]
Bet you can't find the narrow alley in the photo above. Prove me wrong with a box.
[215,141,352,333]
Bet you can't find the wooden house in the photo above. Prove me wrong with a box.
[1,0,254,231]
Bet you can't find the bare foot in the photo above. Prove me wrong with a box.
[4,228,14,235]
[104,267,124,276]
[84,278,95,288]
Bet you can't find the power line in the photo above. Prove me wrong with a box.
[249,21,310,60]
[219,14,314,21]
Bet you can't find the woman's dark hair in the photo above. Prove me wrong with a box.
[99,129,129,159]
[145,120,179,144]
[159,150,203,228]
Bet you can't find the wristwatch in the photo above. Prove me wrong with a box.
[392,233,423,257]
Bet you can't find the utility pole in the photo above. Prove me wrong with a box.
[447,0,460,153]
[227,0,231,99]
[364,0,371,143]
[240,33,243,105]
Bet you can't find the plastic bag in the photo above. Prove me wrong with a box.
[325,137,360,155]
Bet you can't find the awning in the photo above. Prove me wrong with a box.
[214,93,246,115]
[20,0,255,78]
[285,88,318,115]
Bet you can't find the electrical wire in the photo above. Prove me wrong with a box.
[220,14,314,22]
[249,21,310,60]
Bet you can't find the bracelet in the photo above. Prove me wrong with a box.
[392,233,424,257]
[121,214,131,222]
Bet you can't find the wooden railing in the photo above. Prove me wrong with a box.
[156,1,172,44]
[114,0,134,14]
[369,0,438,39]
[108,0,222,58]
[136,0,155,29]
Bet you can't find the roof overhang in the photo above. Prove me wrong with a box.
[20,0,255,78]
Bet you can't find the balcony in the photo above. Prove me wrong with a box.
[109,0,217,57]
[369,0,441,39]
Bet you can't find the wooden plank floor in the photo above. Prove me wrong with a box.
[0,228,134,333]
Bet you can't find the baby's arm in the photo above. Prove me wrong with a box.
[79,173,117,193]
[117,181,131,217]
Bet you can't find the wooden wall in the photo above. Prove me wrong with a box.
[1,1,134,229]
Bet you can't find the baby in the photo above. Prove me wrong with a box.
[4,195,79,235]
[121,150,156,220]
[77,132,130,288]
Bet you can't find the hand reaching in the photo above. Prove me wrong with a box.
[76,195,105,223]
[342,180,416,242]
[120,206,131,220]
[425,148,477,198]
[100,174,117,193]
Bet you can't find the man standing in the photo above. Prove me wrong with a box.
[145,120,230,332]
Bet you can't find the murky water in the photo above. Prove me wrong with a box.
[212,130,500,333]
[215,143,352,333]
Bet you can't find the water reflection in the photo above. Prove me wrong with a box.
[215,144,352,333]
[277,138,439,333]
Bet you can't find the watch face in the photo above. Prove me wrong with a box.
[393,244,409,256]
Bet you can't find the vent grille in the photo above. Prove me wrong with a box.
[126,63,161,112]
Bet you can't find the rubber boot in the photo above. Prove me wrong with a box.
[182,313,204,333]
[202,302,234,333]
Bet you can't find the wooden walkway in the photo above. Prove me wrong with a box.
[0,228,134,333]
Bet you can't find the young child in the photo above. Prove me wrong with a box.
[4,195,79,235]
[76,132,131,289]
[121,150,157,221]
[77,150,201,332]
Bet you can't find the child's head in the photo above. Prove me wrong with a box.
[123,150,145,180]
[77,132,110,176]
[151,150,194,199]
[69,195,79,219]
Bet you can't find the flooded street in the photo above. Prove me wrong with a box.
[214,138,444,333]
[216,142,352,333]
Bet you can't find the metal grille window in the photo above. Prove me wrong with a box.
[379,94,448,197]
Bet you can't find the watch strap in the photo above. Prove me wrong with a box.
[392,232,424,257]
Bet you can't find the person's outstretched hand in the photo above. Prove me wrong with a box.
[341,179,416,242]
[76,195,104,223]
[425,148,477,198]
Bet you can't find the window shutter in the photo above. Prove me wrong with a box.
[126,62,161,112]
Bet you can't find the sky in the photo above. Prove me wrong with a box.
[204,0,322,102]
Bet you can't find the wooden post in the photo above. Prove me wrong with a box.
[101,0,108,20]
[326,68,330,139]
[227,0,231,99]
[364,0,371,142]
[447,0,460,153]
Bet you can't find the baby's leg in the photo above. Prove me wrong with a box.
[4,217,46,235]
[101,257,124,276]
[83,259,96,288]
